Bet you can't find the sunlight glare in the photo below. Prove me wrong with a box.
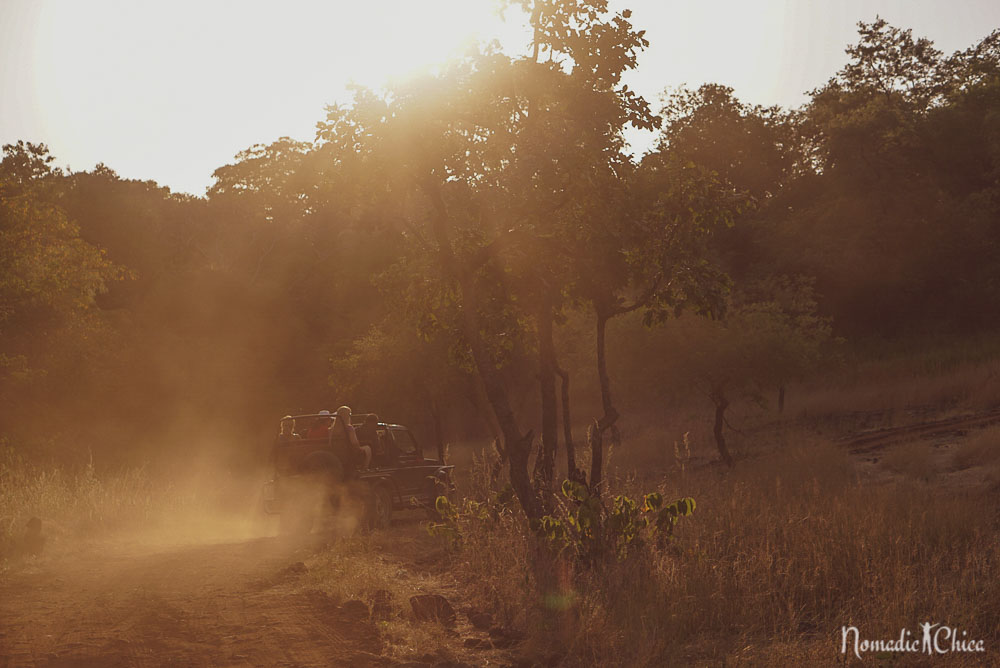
[29,0,521,193]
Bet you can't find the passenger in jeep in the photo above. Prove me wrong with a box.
[356,413,378,446]
[305,410,333,439]
[278,416,300,441]
[357,413,388,468]
[331,406,372,470]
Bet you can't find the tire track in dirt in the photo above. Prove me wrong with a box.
[0,536,383,667]
[842,407,1000,454]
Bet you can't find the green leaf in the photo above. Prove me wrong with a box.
[435,495,459,522]
[643,492,663,511]
[561,479,589,503]
[675,497,696,516]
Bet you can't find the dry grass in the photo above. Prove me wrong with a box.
[1,445,167,554]
[0,443,269,567]
[445,437,1000,666]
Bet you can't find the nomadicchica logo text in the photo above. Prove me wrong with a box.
[841,624,985,660]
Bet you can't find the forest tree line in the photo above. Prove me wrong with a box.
[2,5,999,515]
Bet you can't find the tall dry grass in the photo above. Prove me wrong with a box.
[0,442,269,566]
[0,443,169,551]
[445,438,1000,666]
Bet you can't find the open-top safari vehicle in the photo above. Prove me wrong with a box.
[262,413,455,533]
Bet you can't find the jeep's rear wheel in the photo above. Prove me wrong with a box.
[368,484,393,530]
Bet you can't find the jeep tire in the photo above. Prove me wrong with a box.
[367,484,393,531]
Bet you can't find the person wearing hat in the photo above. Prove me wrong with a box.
[305,410,333,439]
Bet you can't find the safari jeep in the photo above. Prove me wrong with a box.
[262,413,455,533]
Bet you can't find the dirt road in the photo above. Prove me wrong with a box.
[843,407,1000,454]
[0,535,385,667]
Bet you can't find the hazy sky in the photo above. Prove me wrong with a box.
[2,0,998,195]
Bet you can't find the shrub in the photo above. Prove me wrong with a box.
[533,481,695,564]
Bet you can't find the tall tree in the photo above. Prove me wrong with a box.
[310,0,669,515]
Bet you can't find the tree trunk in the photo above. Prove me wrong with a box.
[430,400,446,464]
[535,297,558,495]
[595,310,619,429]
[778,385,786,413]
[588,419,603,495]
[463,289,538,517]
[712,392,734,467]
[590,308,620,495]
[556,366,583,484]
[470,373,504,457]
[424,182,539,519]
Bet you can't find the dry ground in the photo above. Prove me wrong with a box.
[1,535,378,666]
[0,516,516,668]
